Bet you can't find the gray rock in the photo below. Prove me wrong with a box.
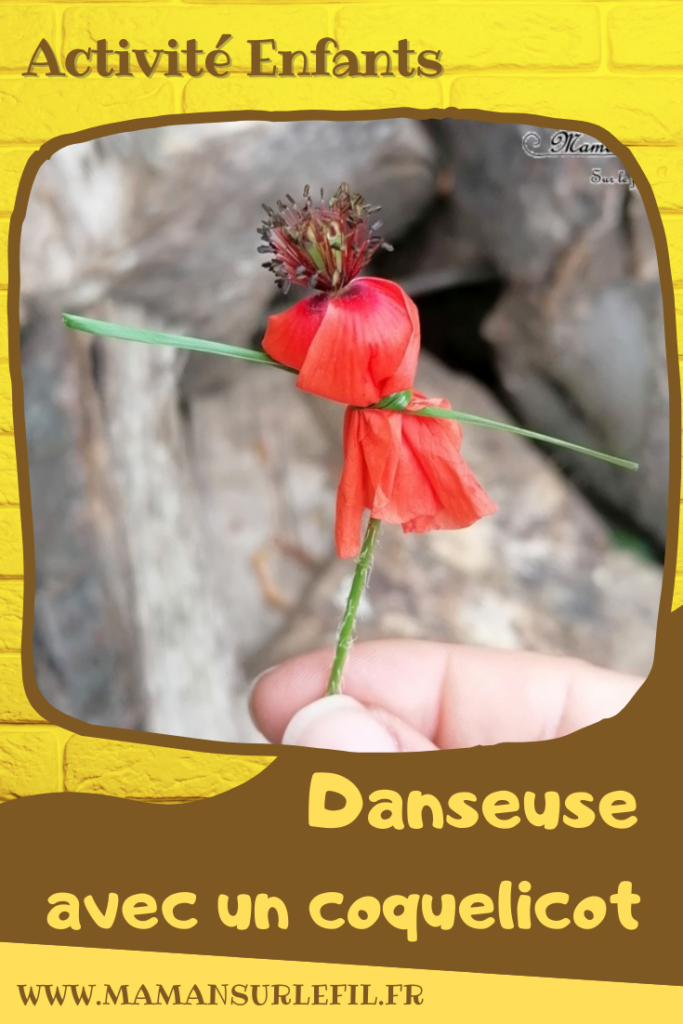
[20,133,143,304]
[442,119,626,285]
[483,274,668,544]
[441,120,668,543]
[22,314,144,728]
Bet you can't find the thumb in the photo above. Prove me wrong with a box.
[281,694,437,752]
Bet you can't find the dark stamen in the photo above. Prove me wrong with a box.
[257,184,391,294]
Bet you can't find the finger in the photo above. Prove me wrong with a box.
[281,694,438,752]
[250,640,643,748]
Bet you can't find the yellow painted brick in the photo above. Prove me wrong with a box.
[183,0,606,4]
[0,371,14,433]
[0,436,18,505]
[662,215,683,286]
[0,149,34,215]
[0,580,23,651]
[0,653,47,723]
[184,68,444,112]
[36,0,159,3]
[0,730,59,798]
[0,508,22,575]
[0,317,9,363]
[0,7,56,73]
[65,734,274,801]
[335,5,600,72]
[674,295,683,359]
[179,0,346,4]
[0,78,176,145]
[63,5,330,76]
[181,0,340,4]
[451,77,683,146]
[629,147,683,212]
[609,5,683,69]
[0,217,8,287]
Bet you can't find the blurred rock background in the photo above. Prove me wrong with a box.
[19,119,667,743]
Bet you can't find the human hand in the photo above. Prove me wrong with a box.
[250,640,643,752]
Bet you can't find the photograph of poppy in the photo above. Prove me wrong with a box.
[19,118,666,748]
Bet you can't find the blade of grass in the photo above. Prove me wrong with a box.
[62,313,296,373]
[63,313,637,471]
[404,406,638,471]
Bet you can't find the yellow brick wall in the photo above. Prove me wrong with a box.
[0,0,680,804]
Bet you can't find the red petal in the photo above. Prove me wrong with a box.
[335,394,497,556]
[335,410,370,558]
[297,278,420,407]
[261,294,327,371]
[400,403,497,532]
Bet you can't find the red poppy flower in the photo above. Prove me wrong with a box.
[258,184,419,407]
[335,391,497,558]
[261,277,420,407]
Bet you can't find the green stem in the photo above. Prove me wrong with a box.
[327,517,382,696]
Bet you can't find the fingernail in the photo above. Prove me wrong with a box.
[282,694,399,752]
[247,666,277,728]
